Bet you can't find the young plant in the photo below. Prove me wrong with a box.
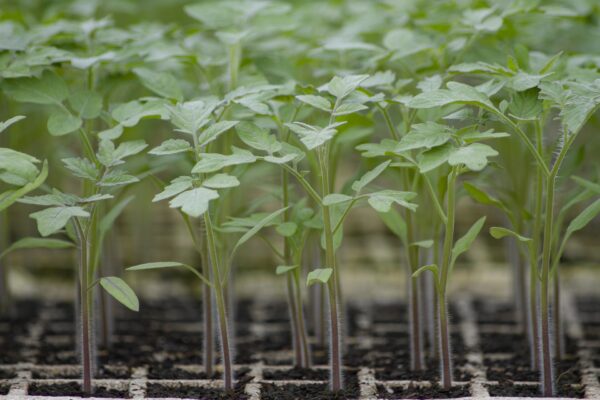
[127,99,286,390]
[406,71,600,395]
[262,75,418,391]
[4,72,143,394]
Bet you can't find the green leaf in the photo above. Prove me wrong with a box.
[126,261,212,287]
[451,216,486,265]
[377,209,407,243]
[0,116,26,134]
[232,207,288,256]
[463,182,505,210]
[322,193,353,206]
[198,120,239,147]
[68,90,102,119]
[99,277,139,312]
[276,265,298,275]
[408,81,497,112]
[489,227,531,242]
[411,240,434,248]
[0,160,48,212]
[367,190,417,213]
[202,173,240,189]
[352,160,391,192]
[191,147,257,174]
[396,122,453,152]
[333,102,368,116]
[448,143,498,171]
[285,122,343,150]
[306,268,333,286]
[153,177,193,202]
[236,122,282,153]
[47,110,82,136]
[565,198,600,237]
[30,206,90,237]
[276,222,297,237]
[411,264,439,288]
[418,143,454,173]
[326,75,369,99]
[149,139,192,155]
[169,187,219,218]
[98,172,139,187]
[62,157,98,180]
[297,95,331,112]
[133,67,183,101]
[4,71,68,105]
[572,176,600,194]
[0,237,74,260]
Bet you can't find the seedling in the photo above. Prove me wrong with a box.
[4,72,143,393]
[265,74,418,391]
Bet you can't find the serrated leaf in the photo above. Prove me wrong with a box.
[0,160,48,212]
[408,81,496,112]
[418,143,454,173]
[4,71,68,105]
[448,143,497,171]
[30,206,90,237]
[236,122,281,153]
[198,120,239,148]
[98,172,139,187]
[68,90,102,119]
[47,110,82,136]
[396,122,453,152]
[100,277,139,312]
[285,122,342,150]
[133,67,182,101]
[192,147,257,174]
[149,139,192,155]
[62,157,98,180]
[232,207,288,256]
[326,75,369,99]
[202,173,240,189]
[169,187,219,218]
[463,182,505,210]
[297,95,331,112]
[367,190,417,213]
[333,103,367,116]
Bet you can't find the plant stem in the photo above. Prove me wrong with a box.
[553,271,562,361]
[74,219,93,394]
[204,213,234,390]
[540,174,556,397]
[294,269,311,367]
[287,272,303,366]
[200,226,214,376]
[319,146,343,391]
[439,167,458,390]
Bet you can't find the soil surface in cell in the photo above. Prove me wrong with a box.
[376,383,470,399]
[28,382,129,398]
[261,374,360,400]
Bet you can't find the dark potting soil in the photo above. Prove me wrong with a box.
[261,373,360,400]
[146,375,252,399]
[263,366,329,380]
[473,299,517,324]
[376,383,470,399]
[0,368,16,379]
[31,365,131,379]
[486,382,585,398]
[0,383,10,395]
[28,382,129,398]
[147,364,250,380]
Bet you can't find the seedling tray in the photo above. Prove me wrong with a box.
[0,291,598,399]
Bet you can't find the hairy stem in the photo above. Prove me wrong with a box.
[439,168,457,390]
[204,213,234,390]
[200,227,214,376]
[75,220,93,394]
